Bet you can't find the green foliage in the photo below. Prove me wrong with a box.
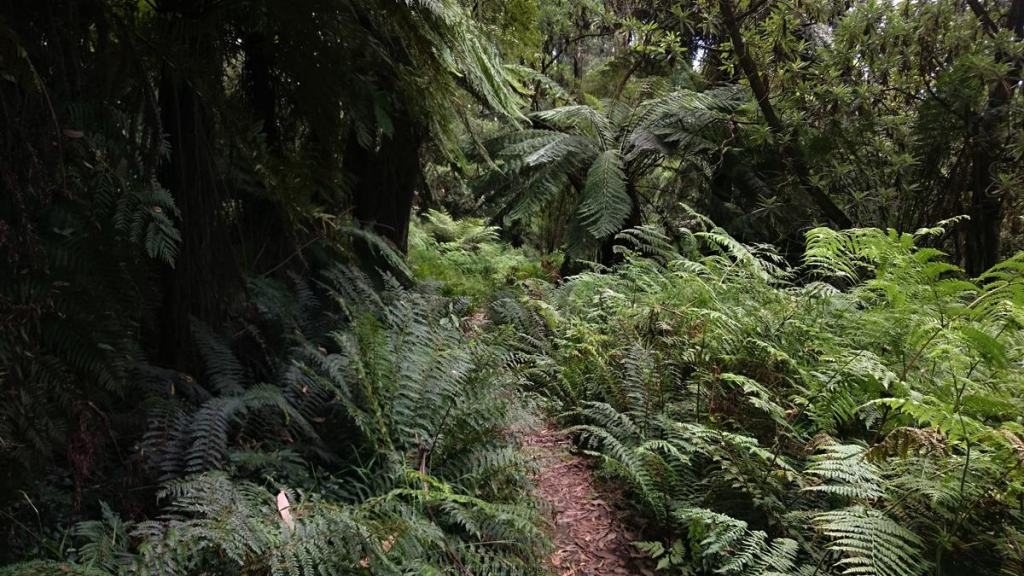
[459,0,1024,269]
[1,0,526,565]
[483,88,747,257]
[5,267,547,574]
[675,507,809,576]
[0,562,110,576]
[409,210,553,303]
[6,0,1024,573]
[814,507,926,576]
[517,214,1024,575]
[580,149,630,238]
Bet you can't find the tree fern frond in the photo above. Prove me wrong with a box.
[532,105,613,146]
[191,319,245,396]
[578,149,630,239]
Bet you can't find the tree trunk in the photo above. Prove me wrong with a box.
[963,0,1023,275]
[240,31,296,273]
[965,135,1004,276]
[154,1,227,370]
[345,113,424,253]
[156,61,225,371]
[718,0,851,229]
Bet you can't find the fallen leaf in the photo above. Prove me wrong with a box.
[276,490,294,531]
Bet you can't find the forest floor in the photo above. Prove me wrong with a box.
[521,424,653,576]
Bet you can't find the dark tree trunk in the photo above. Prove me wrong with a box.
[965,140,1004,276]
[963,0,1023,275]
[718,0,851,229]
[240,31,295,273]
[156,56,226,370]
[345,112,424,253]
[242,32,280,150]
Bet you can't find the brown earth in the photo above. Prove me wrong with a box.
[522,425,653,576]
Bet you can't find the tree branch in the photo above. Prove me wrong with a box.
[717,0,851,227]
[965,0,999,36]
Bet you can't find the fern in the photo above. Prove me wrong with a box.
[803,441,884,500]
[674,507,809,576]
[578,149,631,238]
[814,506,927,576]
[508,211,1024,575]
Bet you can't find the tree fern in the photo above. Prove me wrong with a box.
[578,149,631,238]
[486,87,747,253]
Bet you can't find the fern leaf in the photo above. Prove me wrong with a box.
[814,506,926,576]
[577,149,631,239]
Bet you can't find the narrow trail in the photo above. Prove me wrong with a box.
[521,425,652,576]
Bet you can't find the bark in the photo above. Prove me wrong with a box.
[718,0,851,228]
[155,1,227,370]
[966,121,1005,276]
[242,32,281,150]
[241,31,296,272]
[345,112,424,254]
[963,0,1023,275]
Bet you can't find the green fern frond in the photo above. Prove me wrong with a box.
[814,506,926,576]
[578,149,631,239]
[803,441,884,500]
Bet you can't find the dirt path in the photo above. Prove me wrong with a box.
[522,425,652,576]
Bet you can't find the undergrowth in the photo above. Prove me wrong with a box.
[3,263,548,575]
[499,216,1024,575]
[7,209,1024,576]
[408,210,556,304]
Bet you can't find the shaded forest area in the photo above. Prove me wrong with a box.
[1,0,1023,575]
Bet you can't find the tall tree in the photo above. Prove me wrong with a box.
[717,0,852,228]
[0,0,522,542]
[155,0,232,369]
[964,0,1024,274]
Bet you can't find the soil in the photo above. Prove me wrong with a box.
[522,425,654,576]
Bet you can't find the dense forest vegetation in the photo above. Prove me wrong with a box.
[1,0,1022,574]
